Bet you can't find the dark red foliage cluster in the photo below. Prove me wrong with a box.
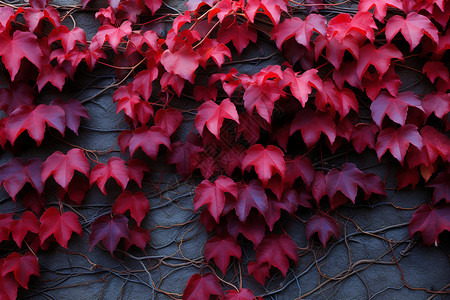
[0,0,449,298]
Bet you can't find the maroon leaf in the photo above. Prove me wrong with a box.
[51,99,89,134]
[290,108,336,148]
[409,204,450,246]
[89,214,129,255]
[112,191,149,226]
[183,273,222,300]
[370,91,423,127]
[253,234,298,277]
[427,170,450,204]
[306,213,339,247]
[204,235,241,274]
[375,124,423,164]
[0,158,43,200]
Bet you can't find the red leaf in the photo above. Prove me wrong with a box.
[306,213,339,247]
[253,234,298,277]
[23,7,61,33]
[327,12,376,43]
[144,0,162,14]
[247,261,270,286]
[204,235,242,274]
[42,148,90,190]
[227,180,268,222]
[224,288,262,300]
[195,98,239,138]
[0,7,15,31]
[10,211,39,247]
[236,111,270,145]
[243,80,283,124]
[65,175,89,205]
[314,34,360,70]
[194,176,237,222]
[370,91,424,127]
[112,191,149,226]
[360,173,386,199]
[356,44,403,80]
[290,108,336,148]
[127,159,150,188]
[358,0,403,22]
[127,126,171,159]
[242,144,286,186]
[375,124,423,164]
[0,214,13,242]
[286,68,322,107]
[315,79,358,119]
[332,61,361,90]
[161,44,201,83]
[262,0,289,25]
[167,140,203,178]
[325,163,365,202]
[263,191,305,230]
[124,226,150,251]
[29,0,48,9]
[218,20,257,55]
[89,214,129,255]
[362,66,400,100]
[227,210,266,246]
[51,99,89,135]
[423,61,449,84]
[1,252,39,288]
[386,12,439,51]
[113,84,153,124]
[39,207,82,248]
[48,25,87,53]
[409,203,450,246]
[284,156,314,188]
[420,126,450,165]
[183,273,222,300]
[6,104,65,146]
[273,15,326,49]
[0,270,18,300]
[36,64,67,92]
[0,119,6,149]
[154,108,184,136]
[196,38,232,68]
[427,170,450,204]
[0,158,43,200]
[217,145,245,176]
[396,166,420,189]
[132,68,158,101]
[422,92,449,119]
[0,82,34,114]
[186,0,215,11]
[0,30,43,81]
[90,157,130,194]
[193,85,218,102]
[351,123,379,154]
[92,21,132,53]
[312,171,327,203]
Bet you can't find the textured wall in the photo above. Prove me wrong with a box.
[0,0,448,299]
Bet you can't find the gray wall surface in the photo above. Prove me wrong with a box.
[0,0,448,299]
